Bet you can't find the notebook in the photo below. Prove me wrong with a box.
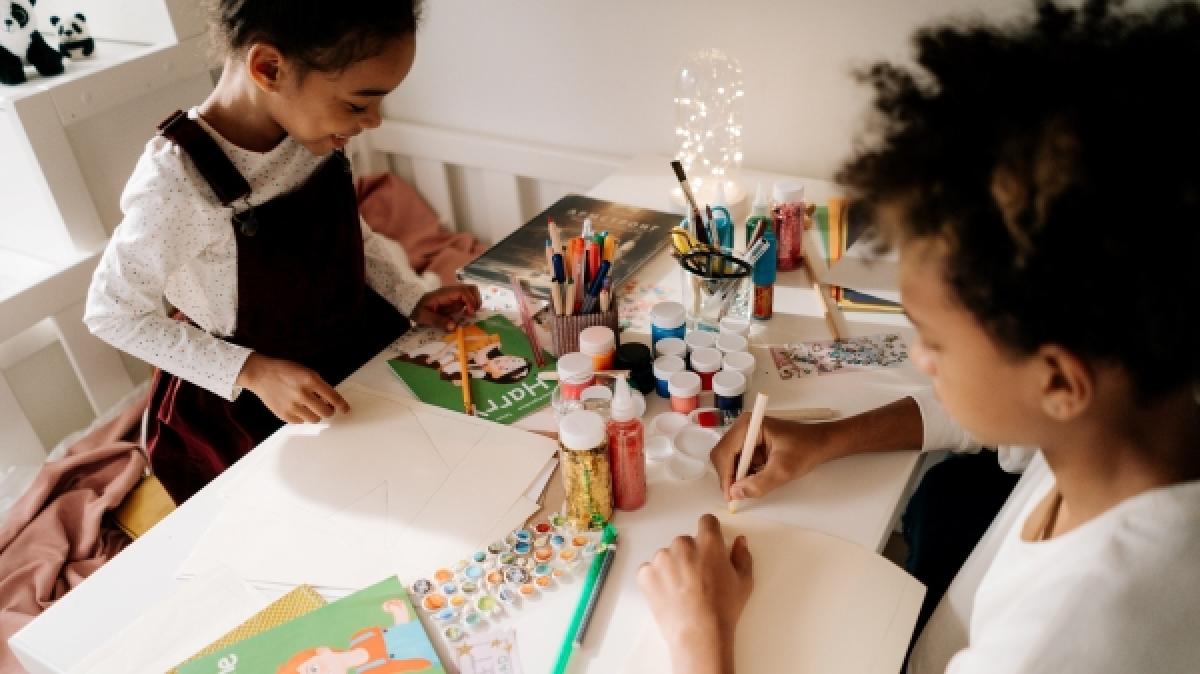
[177,576,444,674]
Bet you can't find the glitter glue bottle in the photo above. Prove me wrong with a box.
[559,410,613,529]
[752,223,777,321]
[772,180,807,271]
[606,376,646,511]
[744,183,771,251]
[557,352,596,401]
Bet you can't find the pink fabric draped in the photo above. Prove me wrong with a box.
[0,399,145,673]
[355,172,485,285]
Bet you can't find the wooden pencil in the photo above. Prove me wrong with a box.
[729,393,769,514]
[803,256,844,340]
[456,325,474,416]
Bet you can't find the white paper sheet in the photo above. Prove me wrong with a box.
[69,566,265,674]
[620,514,924,674]
[178,385,558,591]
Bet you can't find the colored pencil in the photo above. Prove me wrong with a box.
[456,325,474,416]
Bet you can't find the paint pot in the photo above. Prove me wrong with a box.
[435,607,457,622]
[715,333,748,356]
[712,370,747,424]
[421,594,447,611]
[549,512,567,530]
[722,350,756,384]
[655,336,687,360]
[557,352,595,401]
[560,548,578,563]
[674,426,722,462]
[719,316,751,339]
[650,301,687,347]
[410,579,433,596]
[534,535,549,548]
[689,347,723,391]
[644,434,674,463]
[558,410,614,529]
[668,371,702,414]
[684,330,717,365]
[688,407,723,429]
[650,411,691,439]
[615,342,656,395]
[579,325,617,371]
[653,354,686,399]
[433,568,454,584]
[667,452,708,481]
[444,625,465,641]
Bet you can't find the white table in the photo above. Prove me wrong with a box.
[11,156,928,674]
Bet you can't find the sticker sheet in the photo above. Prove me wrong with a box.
[456,628,524,674]
[769,334,909,379]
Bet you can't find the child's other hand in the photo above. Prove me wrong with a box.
[411,285,483,331]
[636,514,752,674]
[711,416,834,503]
[237,353,350,424]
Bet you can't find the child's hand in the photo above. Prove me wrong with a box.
[411,285,483,331]
[636,514,752,674]
[711,416,836,503]
[237,353,350,424]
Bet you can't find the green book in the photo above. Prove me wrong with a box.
[178,576,445,674]
[388,314,556,424]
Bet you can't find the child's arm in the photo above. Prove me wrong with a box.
[636,515,751,674]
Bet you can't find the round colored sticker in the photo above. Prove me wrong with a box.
[535,575,552,588]
[435,607,456,622]
[477,595,497,612]
[433,568,453,583]
[421,594,446,611]
[533,547,553,562]
[410,579,433,596]
[444,625,464,641]
[519,583,536,596]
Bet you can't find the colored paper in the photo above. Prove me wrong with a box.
[619,514,924,674]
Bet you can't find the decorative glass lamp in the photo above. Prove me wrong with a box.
[672,48,747,222]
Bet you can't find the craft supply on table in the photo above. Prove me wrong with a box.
[712,370,747,425]
[719,316,751,339]
[508,272,547,367]
[730,392,770,514]
[677,247,753,332]
[556,352,596,401]
[644,434,674,463]
[649,300,687,347]
[654,336,687,360]
[684,329,717,359]
[456,325,475,416]
[722,350,757,384]
[688,406,724,429]
[458,628,524,674]
[751,221,778,321]
[667,371,702,414]
[649,411,691,439]
[551,523,619,674]
[690,346,723,391]
[715,332,748,356]
[614,342,655,395]
[559,410,614,529]
[674,425,722,462]
[606,377,646,511]
[769,334,909,379]
[652,355,686,398]
[579,325,617,371]
[772,179,809,272]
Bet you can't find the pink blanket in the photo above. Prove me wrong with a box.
[0,400,144,673]
[355,172,484,285]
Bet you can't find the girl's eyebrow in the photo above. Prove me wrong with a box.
[351,88,389,97]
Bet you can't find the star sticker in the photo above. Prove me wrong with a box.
[491,639,504,649]
[457,643,474,657]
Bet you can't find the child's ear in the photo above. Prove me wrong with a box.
[1035,344,1093,421]
[246,43,285,91]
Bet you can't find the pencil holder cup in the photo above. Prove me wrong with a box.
[550,310,619,357]
[678,252,751,332]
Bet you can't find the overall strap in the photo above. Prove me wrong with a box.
[157,110,261,235]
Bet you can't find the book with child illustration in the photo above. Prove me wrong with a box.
[177,576,445,674]
[460,194,677,299]
[387,314,555,424]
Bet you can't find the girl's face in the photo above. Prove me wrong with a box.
[900,238,1045,446]
[268,35,416,156]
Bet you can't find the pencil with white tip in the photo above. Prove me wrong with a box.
[729,393,769,514]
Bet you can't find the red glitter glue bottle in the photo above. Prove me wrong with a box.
[606,376,646,510]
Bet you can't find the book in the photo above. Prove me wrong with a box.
[177,576,445,674]
[460,194,677,300]
[824,198,901,312]
[388,314,556,424]
[620,514,924,674]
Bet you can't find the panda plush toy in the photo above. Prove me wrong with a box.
[0,0,64,85]
[50,12,92,59]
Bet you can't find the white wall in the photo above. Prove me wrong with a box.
[385,0,1037,181]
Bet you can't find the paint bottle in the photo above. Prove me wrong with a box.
[653,355,686,398]
[772,180,807,271]
[649,301,687,347]
[719,316,751,340]
[579,325,617,371]
[606,377,646,511]
[557,352,595,401]
[712,370,747,425]
[614,342,655,395]
[667,371,702,414]
[684,330,717,368]
[752,223,777,321]
[715,333,748,356]
[722,350,756,384]
[558,410,613,529]
[690,347,723,391]
[655,336,687,360]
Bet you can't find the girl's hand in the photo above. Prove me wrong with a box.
[236,353,350,424]
[636,514,752,674]
[711,415,837,502]
[411,285,483,331]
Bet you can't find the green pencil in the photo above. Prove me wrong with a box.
[551,522,619,674]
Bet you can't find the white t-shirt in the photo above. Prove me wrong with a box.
[909,392,1200,673]
[85,109,432,401]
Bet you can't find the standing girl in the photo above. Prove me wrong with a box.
[86,0,480,503]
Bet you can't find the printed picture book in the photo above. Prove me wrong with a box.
[388,314,555,424]
[460,194,677,300]
[177,576,444,674]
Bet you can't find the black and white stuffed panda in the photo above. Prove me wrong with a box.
[0,0,64,85]
[49,12,92,59]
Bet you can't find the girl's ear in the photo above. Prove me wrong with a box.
[1035,344,1094,421]
[246,43,285,92]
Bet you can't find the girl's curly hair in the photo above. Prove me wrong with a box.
[838,0,1200,401]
